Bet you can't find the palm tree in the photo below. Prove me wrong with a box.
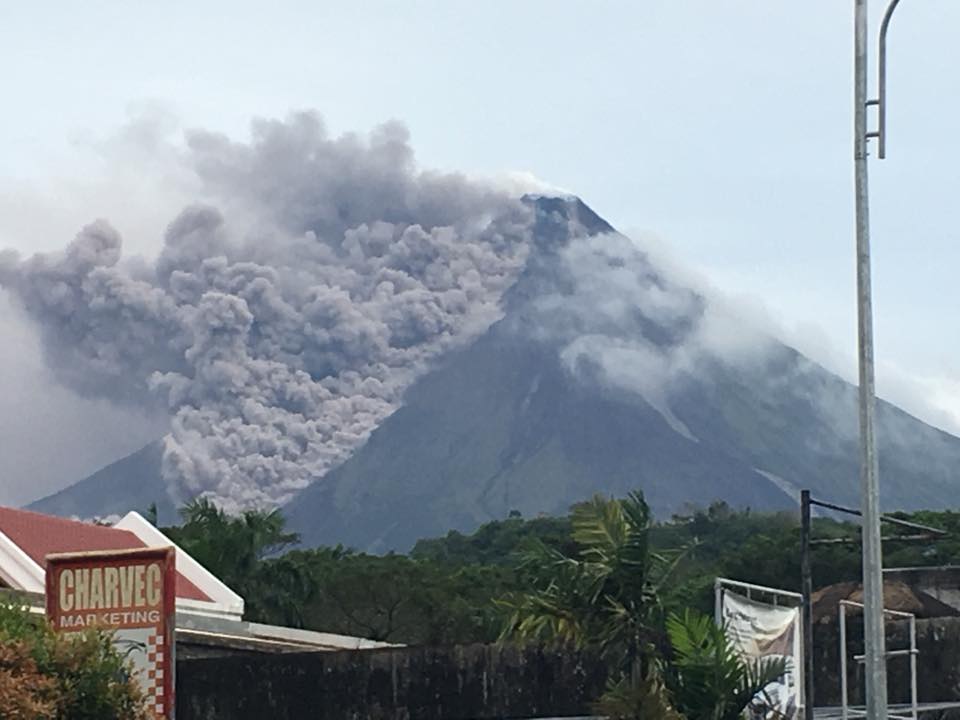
[165,499,307,624]
[498,491,691,709]
[498,491,786,720]
[168,498,299,576]
[665,609,789,720]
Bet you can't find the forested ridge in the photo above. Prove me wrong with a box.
[157,496,960,646]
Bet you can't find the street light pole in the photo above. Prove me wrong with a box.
[854,1,887,718]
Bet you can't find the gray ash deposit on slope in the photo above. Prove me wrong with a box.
[2,112,536,512]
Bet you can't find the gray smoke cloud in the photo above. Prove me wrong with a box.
[0,111,533,511]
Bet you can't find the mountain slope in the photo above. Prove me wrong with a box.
[283,309,960,553]
[283,321,789,552]
[27,440,176,523]
[283,198,960,551]
[31,197,960,550]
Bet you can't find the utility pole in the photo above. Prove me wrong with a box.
[800,490,814,720]
[854,1,888,718]
[798,491,944,720]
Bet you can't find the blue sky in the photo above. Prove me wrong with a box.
[0,1,958,502]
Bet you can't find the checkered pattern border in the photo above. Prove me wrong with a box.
[145,632,166,717]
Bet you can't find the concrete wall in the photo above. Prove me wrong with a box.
[175,643,609,720]
[884,567,960,612]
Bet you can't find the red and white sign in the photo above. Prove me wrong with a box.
[46,547,176,719]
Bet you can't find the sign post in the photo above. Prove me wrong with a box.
[45,547,176,719]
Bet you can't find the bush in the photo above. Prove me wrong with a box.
[0,595,151,719]
[0,640,58,718]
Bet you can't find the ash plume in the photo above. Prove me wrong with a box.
[0,112,534,510]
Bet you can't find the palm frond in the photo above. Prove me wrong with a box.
[497,584,589,645]
[572,494,629,565]
[571,492,657,603]
[648,539,700,596]
[666,608,789,720]
[735,656,790,718]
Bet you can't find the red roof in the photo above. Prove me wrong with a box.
[0,506,210,602]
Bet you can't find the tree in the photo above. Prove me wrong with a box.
[164,498,304,624]
[0,596,150,719]
[496,492,797,720]
[411,514,575,566]
[302,551,433,642]
[286,548,512,644]
[166,498,299,575]
[594,664,685,720]
[665,609,788,720]
[498,491,692,704]
[0,640,58,719]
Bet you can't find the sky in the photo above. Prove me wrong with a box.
[0,0,958,505]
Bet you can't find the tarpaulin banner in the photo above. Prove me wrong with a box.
[720,589,803,720]
[46,547,176,719]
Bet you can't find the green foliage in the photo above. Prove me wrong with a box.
[0,595,150,719]
[164,502,515,643]
[410,515,575,566]
[164,497,301,622]
[665,609,788,720]
[594,665,684,720]
[160,493,960,657]
[290,549,510,643]
[498,490,695,719]
[163,499,567,644]
[156,491,960,720]
[166,497,299,572]
[658,501,869,614]
[496,493,796,720]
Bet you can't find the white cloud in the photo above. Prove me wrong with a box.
[874,362,960,435]
[575,227,960,439]
[0,105,199,260]
[484,170,574,198]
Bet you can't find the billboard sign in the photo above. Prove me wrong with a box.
[719,589,803,720]
[45,547,176,719]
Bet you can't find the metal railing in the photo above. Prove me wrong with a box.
[839,600,918,720]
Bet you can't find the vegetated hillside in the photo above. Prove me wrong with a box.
[153,495,960,647]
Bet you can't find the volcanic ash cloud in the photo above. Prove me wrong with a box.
[0,112,534,511]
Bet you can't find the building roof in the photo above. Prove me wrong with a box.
[811,579,960,624]
[0,506,210,602]
[0,506,390,654]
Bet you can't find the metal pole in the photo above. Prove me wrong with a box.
[801,490,815,720]
[854,1,888,719]
[840,602,849,720]
[877,0,903,159]
[909,615,917,720]
[715,577,723,626]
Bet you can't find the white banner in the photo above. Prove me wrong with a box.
[720,590,803,720]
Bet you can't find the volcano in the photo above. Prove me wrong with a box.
[30,197,960,549]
